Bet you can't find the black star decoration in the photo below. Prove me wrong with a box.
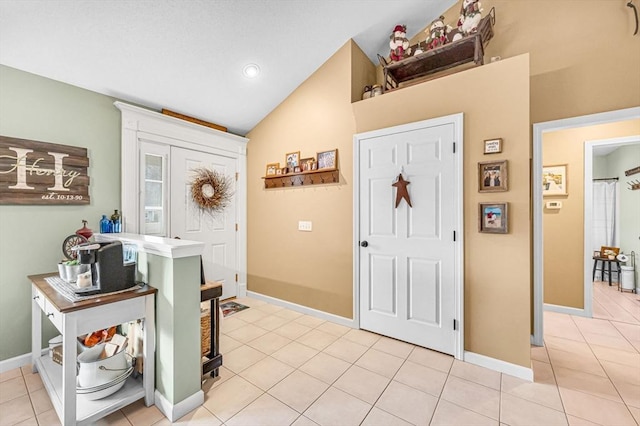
[392,173,412,208]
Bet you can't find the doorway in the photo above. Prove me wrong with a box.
[353,114,464,358]
[532,107,640,346]
[117,102,249,300]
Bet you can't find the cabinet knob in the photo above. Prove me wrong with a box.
[33,295,39,300]
[360,241,369,247]
[46,312,54,318]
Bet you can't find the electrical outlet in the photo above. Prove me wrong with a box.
[298,221,312,232]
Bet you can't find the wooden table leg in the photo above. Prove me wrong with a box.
[608,261,612,286]
[592,259,598,281]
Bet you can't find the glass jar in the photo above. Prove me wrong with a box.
[110,210,122,233]
[100,215,111,233]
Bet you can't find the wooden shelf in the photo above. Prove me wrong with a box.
[380,9,495,92]
[262,168,339,188]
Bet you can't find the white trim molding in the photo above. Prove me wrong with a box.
[154,389,204,423]
[464,351,533,382]
[246,291,356,328]
[544,303,588,317]
[115,101,248,301]
[0,349,48,374]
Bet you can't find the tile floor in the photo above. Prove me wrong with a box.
[1,281,638,425]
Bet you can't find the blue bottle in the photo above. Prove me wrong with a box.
[100,215,111,233]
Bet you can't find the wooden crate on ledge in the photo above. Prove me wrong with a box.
[379,8,495,92]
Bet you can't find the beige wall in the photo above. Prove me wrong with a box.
[247,0,640,368]
[247,41,359,318]
[354,54,531,367]
[396,1,640,124]
[543,119,640,308]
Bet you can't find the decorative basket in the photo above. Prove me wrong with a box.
[52,345,63,365]
[201,307,211,357]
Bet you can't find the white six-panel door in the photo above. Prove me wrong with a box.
[357,117,461,356]
[171,146,238,299]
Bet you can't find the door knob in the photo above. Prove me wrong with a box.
[360,241,368,247]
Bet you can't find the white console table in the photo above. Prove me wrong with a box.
[29,273,156,426]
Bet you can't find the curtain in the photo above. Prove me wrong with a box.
[592,181,618,280]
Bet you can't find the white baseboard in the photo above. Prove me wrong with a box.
[464,351,533,382]
[0,349,48,374]
[246,291,356,328]
[154,389,204,422]
[544,303,588,317]
[237,282,247,298]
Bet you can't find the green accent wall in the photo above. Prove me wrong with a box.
[0,65,121,360]
[146,252,201,404]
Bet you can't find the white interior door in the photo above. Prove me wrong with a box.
[171,147,238,299]
[358,120,459,355]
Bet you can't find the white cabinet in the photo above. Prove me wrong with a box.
[29,273,156,426]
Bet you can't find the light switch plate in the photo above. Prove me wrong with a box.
[545,201,562,209]
[298,221,312,231]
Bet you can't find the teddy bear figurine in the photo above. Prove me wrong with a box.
[425,16,451,50]
[389,24,410,62]
[453,0,483,41]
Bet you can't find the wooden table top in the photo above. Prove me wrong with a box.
[592,256,620,262]
[28,272,157,314]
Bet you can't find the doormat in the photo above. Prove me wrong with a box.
[220,301,249,317]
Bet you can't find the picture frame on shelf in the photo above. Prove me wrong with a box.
[479,202,508,234]
[542,164,568,196]
[276,168,283,175]
[478,160,508,192]
[265,162,279,176]
[483,138,503,154]
[593,250,601,258]
[300,157,316,171]
[285,151,300,169]
[317,149,338,170]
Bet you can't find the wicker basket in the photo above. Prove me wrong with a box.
[200,307,211,357]
[52,345,63,365]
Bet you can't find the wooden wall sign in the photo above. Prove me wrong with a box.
[0,136,90,205]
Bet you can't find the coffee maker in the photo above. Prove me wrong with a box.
[75,241,136,294]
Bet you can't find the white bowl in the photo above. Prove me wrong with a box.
[77,366,133,400]
[76,343,128,388]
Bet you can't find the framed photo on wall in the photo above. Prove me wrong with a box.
[479,202,509,234]
[542,164,568,196]
[285,151,300,169]
[478,160,508,192]
[300,157,317,171]
[317,149,338,170]
[265,162,279,176]
[484,138,503,154]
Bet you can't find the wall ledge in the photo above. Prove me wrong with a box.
[464,351,533,382]
[95,233,204,259]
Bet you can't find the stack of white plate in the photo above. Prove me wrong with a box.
[76,365,134,400]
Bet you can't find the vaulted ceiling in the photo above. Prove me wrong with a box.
[0,0,456,135]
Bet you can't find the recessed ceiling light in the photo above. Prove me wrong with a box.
[242,63,260,78]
